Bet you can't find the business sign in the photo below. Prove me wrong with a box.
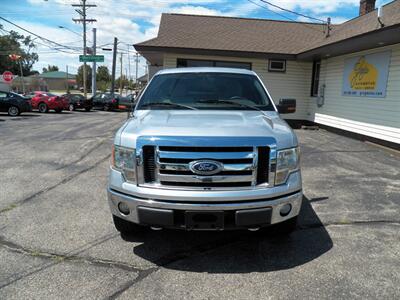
[79,55,104,62]
[342,51,391,98]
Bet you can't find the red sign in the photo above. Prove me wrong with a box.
[2,71,13,83]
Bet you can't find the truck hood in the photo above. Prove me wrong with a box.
[117,110,298,149]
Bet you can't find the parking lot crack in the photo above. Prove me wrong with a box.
[0,235,149,290]
[0,154,111,214]
[299,219,400,230]
[107,236,245,299]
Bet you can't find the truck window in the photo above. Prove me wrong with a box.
[137,72,274,111]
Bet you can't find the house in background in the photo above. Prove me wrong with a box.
[134,0,400,146]
[34,71,77,91]
[0,79,11,92]
[137,74,148,87]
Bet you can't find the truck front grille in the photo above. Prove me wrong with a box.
[141,145,270,190]
[142,146,156,182]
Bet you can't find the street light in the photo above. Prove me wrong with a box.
[58,25,82,37]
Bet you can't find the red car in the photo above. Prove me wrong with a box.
[28,91,69,113]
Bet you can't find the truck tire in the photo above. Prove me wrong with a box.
[273,216,298,235]
[55,108,62,113]
[38,103,48,113]
[85,107,91,112]
[112,215,146,234]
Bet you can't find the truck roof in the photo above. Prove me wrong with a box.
[156,67,256,76]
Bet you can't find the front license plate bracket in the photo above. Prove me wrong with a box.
[185,211,224,230]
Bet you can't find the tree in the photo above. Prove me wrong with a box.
[97,80,109,92]
[96,66,110,82]
[0,25,39,76]
[116,75,129,90]
[42,65,59,73]
[76,64,92,90]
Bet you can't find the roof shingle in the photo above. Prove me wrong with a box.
[135,0,400,56]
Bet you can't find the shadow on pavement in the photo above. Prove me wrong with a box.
[125,196,333,273]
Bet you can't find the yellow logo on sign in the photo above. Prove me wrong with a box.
[349,57,378,90]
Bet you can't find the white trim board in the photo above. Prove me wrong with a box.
[314,113,400,145]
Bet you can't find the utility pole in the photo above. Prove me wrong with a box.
[72,0,96,98]
[134,53,139,91]
[66,65,69,92]
[91,27,96,97]
[127,45,131,92]
[18,60,25,94]
[110,37,118,97]
[119,52,123,95]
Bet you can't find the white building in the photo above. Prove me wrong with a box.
[134,0,400,147]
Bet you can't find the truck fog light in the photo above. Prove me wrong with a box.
[280,204,292,217]
[118,202,130,215]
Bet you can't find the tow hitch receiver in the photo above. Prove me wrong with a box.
[185,211,224,230]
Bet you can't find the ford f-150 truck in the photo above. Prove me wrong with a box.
[108,68,302,234]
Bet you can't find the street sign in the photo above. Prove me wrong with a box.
[2,71,13,83]
[79,55,104,62]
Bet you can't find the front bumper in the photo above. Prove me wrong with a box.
[108,188,303,229]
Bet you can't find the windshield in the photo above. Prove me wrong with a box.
[137,72,274,111]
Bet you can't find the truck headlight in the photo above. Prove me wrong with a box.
[275,147,300,185]
[112,145,136,182]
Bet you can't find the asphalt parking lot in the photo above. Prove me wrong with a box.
[0,111,399,299]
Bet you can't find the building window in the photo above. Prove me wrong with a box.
[268,59,286,72]
[311,61,321,97]
[177,58,251,70]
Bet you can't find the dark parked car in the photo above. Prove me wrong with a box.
[91,93,121,111]
[0,91,32,116]
[118,94,136,111]
[62,93,92,111]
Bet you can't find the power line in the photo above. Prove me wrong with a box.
[258,0,326,23]
[246,0,325,33]
[0,16,83,52]
[0,24,81,55]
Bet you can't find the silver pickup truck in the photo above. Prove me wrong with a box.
[108,67,302,234]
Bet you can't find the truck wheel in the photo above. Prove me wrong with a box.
[85,107,91,112]
[38,103,48,113]
[55,108,63,113]
[8,106,20,117]
[273,216,298,235]
[112,215,146,234]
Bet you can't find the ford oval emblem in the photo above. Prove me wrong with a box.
[189,160,223,176]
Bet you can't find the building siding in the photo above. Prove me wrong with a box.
[163,53,313,120]
[310,44,400,144]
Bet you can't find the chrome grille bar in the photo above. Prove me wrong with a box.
[158,174,254,183]
[159,163,254,172]
[158,151,255,160]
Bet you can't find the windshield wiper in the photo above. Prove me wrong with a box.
[140,102,197,110]
[197,99,269,116]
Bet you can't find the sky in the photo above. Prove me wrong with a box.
[0,0,393,78]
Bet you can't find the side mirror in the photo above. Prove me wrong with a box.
[277,98,296,114]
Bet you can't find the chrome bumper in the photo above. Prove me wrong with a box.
[108,188,302,228]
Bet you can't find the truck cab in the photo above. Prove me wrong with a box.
[108,68,302,234]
